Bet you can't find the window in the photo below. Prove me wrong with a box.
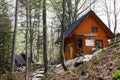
[92,27,98,32]
[85,39,94,46]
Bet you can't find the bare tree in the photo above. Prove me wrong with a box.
[77,0,97,16]
[60,0,68,71]
[103,0,120,34]
[11,0,18,73]
[89,0,96,10]
[113,0,120,34]
[50,0,97,30]
[104,0,111,29]
[66,0,72,27]
[43,0,48,73]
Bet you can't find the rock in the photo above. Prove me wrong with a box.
[93,61,98,65]
[37,71,44,74]
[82,55,93,61]
[97,76,104,80]
[109,68,113,72]
[81,71,86,75]
[74,62,84,67]
[35,74,45,77]
[117,67,120,70]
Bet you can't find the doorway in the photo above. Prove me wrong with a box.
[78,40,83,55]
[95,40,103,50]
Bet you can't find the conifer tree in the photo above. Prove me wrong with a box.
[0,0,12,70]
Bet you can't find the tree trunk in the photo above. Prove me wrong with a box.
[37,18,40,62]
[29,0,33,66]
[25,0,29,79]
[60,0,68,71]
[66,0,72,28]
[43,0,48,74]
[73,0,79,22]
[11,0,18,73]
[113,0,117,35]
[2,35,5,69]
[105,0,111,30]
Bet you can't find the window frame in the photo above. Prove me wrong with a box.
[91,27,98,32]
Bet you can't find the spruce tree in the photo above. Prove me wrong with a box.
[0,0,12,70]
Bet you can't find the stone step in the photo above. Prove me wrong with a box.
[35,74,45,78]
[37,71,44,74]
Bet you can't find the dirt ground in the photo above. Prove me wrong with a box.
[0,72,25,80]
[0,42,120,80]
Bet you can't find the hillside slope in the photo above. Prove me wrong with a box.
[44,42,120,80]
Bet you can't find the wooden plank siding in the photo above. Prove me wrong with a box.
[64,10,114,60]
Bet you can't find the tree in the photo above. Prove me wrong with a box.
[104,0,111,29]
[29,0,43,65]
[113,0,120,34]
[0,0,12,71]
[29,0,33,65]
[103,0,120,34]
[43,0,48,73]
[50,0,97,31]
[25,0,29,79]
[11,0,18,73]
[66,0,72,27]
[60,0,68,71]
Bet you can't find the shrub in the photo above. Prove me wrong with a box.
[112,70,120,80]
[69,70,75,76]
[96,49,103,60]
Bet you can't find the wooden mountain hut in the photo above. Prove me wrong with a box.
[64,10,115,59]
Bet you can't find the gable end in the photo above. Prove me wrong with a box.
[64,10,115,39]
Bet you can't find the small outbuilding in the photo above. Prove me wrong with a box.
[15,54,26,66]
[64,10,114,59]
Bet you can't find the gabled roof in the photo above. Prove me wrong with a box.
[15,55,26,65]
[64,10,115,38]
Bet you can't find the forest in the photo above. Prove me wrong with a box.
[0,0,120,80]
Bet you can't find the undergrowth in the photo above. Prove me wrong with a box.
[112,70,120,80]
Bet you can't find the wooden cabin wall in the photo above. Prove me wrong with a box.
[64,13,111,59]
[64,35,75,59]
